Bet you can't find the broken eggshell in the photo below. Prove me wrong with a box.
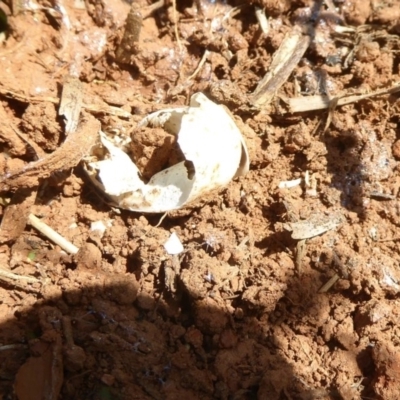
[86,93,249,213]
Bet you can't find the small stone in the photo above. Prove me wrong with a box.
[74,243,102,270]
[101,373,115,386]
[219,329,238,349]
[64,345,86,372]
[104,274,139,305]
[184,326,203,348]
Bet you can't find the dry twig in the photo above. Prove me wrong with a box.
[0,113,100,191]
[0,268,40,284]
[172,0,182,52]
[255,7,269,35]
[285,82,400,113]
[0,86,132,118]
[28,214,79,255]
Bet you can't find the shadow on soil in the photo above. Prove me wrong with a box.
[0,249,378,400]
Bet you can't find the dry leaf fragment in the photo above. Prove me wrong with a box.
[283,214,342,240]
[250,30,311,107]
[278,178,302,189]
[59,75,83,134]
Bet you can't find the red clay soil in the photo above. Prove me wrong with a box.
[0,0,400,399]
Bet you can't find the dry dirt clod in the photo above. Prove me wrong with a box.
[0,102,27,156]
[0,188,37,243]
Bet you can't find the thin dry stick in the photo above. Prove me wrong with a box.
[0,86,59,104]
[0,268,40,283]
[295,239,307,272]
[255,7,269,35]
[0,278,41,292]
[0,344,28,351]
[318,274,339,293]
[172,0,182,52]
[0,113,100,191]
[142,0,165,18]
[0,86,131,118]
[155,212,168,228]
[28,214,79,254]
[140,212,168,240]
[376,237,400,242]
[187,50,209,81]
[321,96,339,134]
[286,81,400,113]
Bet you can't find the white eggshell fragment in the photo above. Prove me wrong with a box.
[86,93,249,213]
[164,232,184,255]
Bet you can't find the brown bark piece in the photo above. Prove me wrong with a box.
[0,113,100,192]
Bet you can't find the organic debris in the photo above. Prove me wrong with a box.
[283,214,343,240]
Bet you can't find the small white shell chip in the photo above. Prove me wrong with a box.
[164,232,184,255]
[86,93,250,213]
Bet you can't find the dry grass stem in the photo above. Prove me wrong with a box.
[255,7,269,35]
[0,86,132,118]
[172,0,182,52]
[28,214,79,254]
[318,274,340,293]
[286,81,400,113]
[187,50,210,81]
[0,268,40,283]
[142,0,165,19]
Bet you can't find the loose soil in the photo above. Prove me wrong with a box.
[0,0,400,399]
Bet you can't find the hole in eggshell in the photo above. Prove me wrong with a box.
[184,160,195,180]
[129,126,186,181]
